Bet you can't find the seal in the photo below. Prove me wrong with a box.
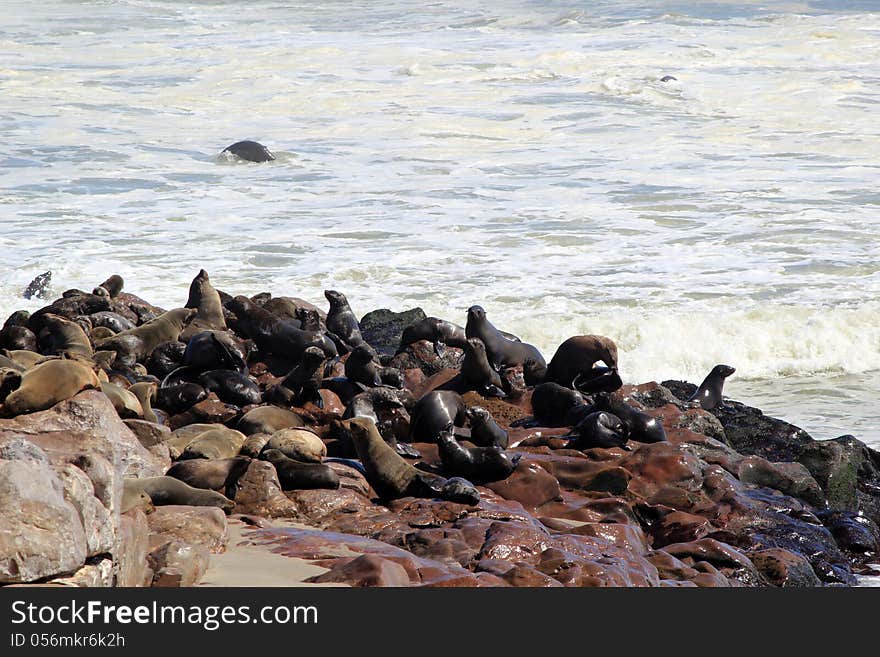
[183,330,248,373]
[546,335,619,387]
[100,381,143,419]
[0,311,37,352]
[572,366,622,394]
[146,341,186,379]
[261,449,340,490]
[123,476,233,511]
[179,427,247,460]
[460,337,503,393]
[166,456,252,498]
[530,382,586,427]
[344,344,382,388]
[592,392,666,443]
[340,386,416,458]
[262,427,326,463]
[0,368,22,404]
[3,350,45,370]
[181,269,228,340]
[129,381,161,424]
[156,382,207,415]
[688,364,736,410]
[465,306,547,384]
[237,405,304,435]
[222,140,275,163]
[2,357,100,416]
[465,406,509,448]
[409,390,467,442]
[344,417,428,500]
[324,290,370,354]
[239,432,271,458]
[166,423,220,459]
[567,411,628,450]
[435,424,518,484]
[93,274,124,299]
[265,346,325,408]
[96,307,197,367]
[38,313,93,360]
[398,317,468,356]
[198,369,262,407]
[227,295,336,360]
[82,311,136,334]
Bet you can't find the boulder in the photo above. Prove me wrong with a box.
[359,307,427,358]
[146,505,229,554]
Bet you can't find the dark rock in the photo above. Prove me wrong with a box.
[360,307,427,358]
[389,340,464,377]
[798,435,863,512]
[747,548,821,587]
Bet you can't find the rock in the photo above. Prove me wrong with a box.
[148,538,210,587]
[123,419,172,470]
[713,400,812,463]
[798,436,863,512]
[389,341,464,377]
[817,510,880,558]
[485,461,561,509]
[0,390,166,478]
[146,505,229,554]
[359,307,427,358]
[231,460,301,519]
[747,548,821,587]
[50,557,114,587]
[310,554,410,587]
[0,459,87,583]
[55,463,115,557]
[116,509,152,587]
[168,393,240,430]
[738,456,826,508]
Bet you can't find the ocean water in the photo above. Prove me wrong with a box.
[1,1,878,448]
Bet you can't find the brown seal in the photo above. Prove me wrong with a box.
[123,476,233,511]
[97,308,197,367]
[237,405,304,436]
[545,335,619,387]
[2,358,100,416]
[38,313,93,360]
[181,269,227,341]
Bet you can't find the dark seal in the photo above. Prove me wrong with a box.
[465,305,546,384]
[222,140,275,163]
[688,364,735,410]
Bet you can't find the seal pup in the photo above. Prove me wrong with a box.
[124,476,233,512]
[409,390,467,442]
[466,407,509,448]
[465,305,547,384]
[183,330,248,373]
[572,366,623,394]
[82,311,136,334]
[2,357,100,416]
[0,311,37,352]
[96,308,197,367]
[265,346,326,408]
[530,382,587,427]
[688,364,736,410]
[344,344,382,388]
[592,392,666,443]
[435,424,518,484]
[129,381,161,424]
[546,335,619,388]
[181,269,228,340]
[147,341,186,379]
[398,317,468,356]
[93,274,124,299]
[261,449,339,490]
[324,290,370,354]
[340,386,417,458]
[460,337,503,394]
[567,411,628,450]
[222,140,275,163]
[156,382,207,415]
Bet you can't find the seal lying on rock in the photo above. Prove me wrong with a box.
[345,417,480,504]
[410,390,466,442]
[166,456,253,498]
[398,317,468,356]
[198,369,261,407]
[592,393,667,443]
[261,449,339,490]
[38,313,93,360]
[465,305,546,384]
[688,364,736,410]
[567,411,629,450]
[436,424,518,484]
[531,382,587,427]
[238,405,304,435]
[2,357,100,416]
[265,346,326,408]
[123,476,233,512]
[97,308,197,367]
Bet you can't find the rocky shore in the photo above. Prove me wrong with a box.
[1,271,878,587]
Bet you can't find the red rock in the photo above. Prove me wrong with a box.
[310,554,411,587]
[232,460,301,519]
[146,505,229,554]
[748,548,821,587]
[169,393,240,429]
[485,460,561,509]
[620,442,704,498]
[501,563,563,587]
[148,537,210,587]
[568,523,649,555]
[662,538,755,571]
[477,520,553,564]
[117,509,152,587]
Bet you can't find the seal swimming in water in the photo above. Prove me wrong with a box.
[592,392,666,443]
[435,424,518,484]
[567,411,628,450]
[545,335,619,388]
[688,364,736,410]
[465,305,547,384]
[222,140,275,163]
[96,308,196,367]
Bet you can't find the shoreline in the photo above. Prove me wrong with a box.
[1,271,879,588]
